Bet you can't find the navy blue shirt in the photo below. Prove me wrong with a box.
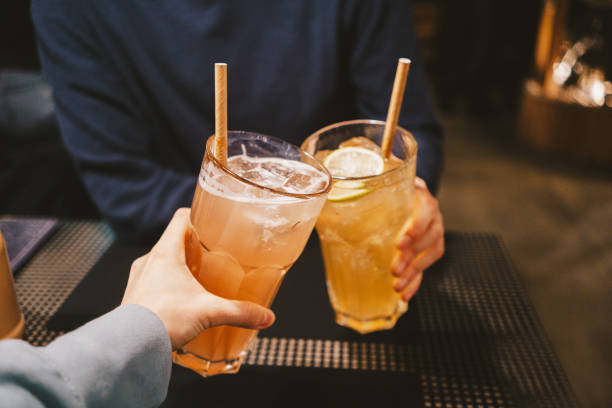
[32,0,442,242]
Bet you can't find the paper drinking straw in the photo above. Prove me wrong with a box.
[381,58,411,158]
[214,63,228,165]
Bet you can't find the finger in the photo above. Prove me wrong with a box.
[396,228,413,251]
[409,210,444,255]
[394,264,419,292]
[410,192,437,238]
[205,297,276,330]
[397,191,438,250]
[412,239,445,271]
[395,188,422,250]
[151,207,191,256]
[391,249,414,277]
[401,270,424,302]
[396,206,418,250]
[394,238,444,294]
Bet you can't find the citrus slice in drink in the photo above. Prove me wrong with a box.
[323,147,384,201]
[338,136,382,154]
[326,181,370,202]
[323,147,385,178]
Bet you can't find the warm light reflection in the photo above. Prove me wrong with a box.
[547,36,610,107]
[586,77,605,106]
[553,61,572,84]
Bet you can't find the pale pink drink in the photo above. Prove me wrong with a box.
[173,131,330,376]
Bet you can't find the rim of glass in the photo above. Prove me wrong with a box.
[307,119,417,181]
[205,131,332,199]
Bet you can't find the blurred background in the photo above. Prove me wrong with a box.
[1,1,610,407]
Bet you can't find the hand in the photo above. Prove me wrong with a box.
[121,208,275,350]
[391,177,445,302]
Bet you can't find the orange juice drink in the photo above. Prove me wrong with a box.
[302,120,417,334]
[173,131,330,376]
[0,230,25,340]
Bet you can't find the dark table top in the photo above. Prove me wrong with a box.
[12,219,579,408]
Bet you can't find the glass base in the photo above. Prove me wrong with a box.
[172,349,247,377]
[334,302,408,334]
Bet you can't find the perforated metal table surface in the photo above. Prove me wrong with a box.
[14,220,579,408]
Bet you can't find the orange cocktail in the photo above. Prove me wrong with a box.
[302,120,417,334]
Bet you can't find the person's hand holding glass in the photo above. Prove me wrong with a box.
[122,208,277,350]
[391,177,445,302]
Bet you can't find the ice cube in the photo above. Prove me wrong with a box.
[193,249,244,299]
[261,160,293,179]
[283,173,311,191]
[283,172,327,194]
[228,155,258,174]
[240,169,266,185]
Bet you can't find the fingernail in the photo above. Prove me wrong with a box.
[258,311,275,329]
[391,253,402,276]
[392,259,406,277]
[394,254,413,277]
[391,263,401,277]
[394,276,407,292]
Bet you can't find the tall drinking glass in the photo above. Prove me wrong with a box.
[173,131,331,377]
[301,119,417,334]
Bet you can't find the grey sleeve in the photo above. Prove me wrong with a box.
[0,304,172,408]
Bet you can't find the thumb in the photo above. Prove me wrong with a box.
[204,297,276,330]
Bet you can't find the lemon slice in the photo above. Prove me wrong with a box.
[327,183,371,202]
[323,147,384,178]
[323,147,384,202]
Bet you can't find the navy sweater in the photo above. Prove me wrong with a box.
[32,0,442,243]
